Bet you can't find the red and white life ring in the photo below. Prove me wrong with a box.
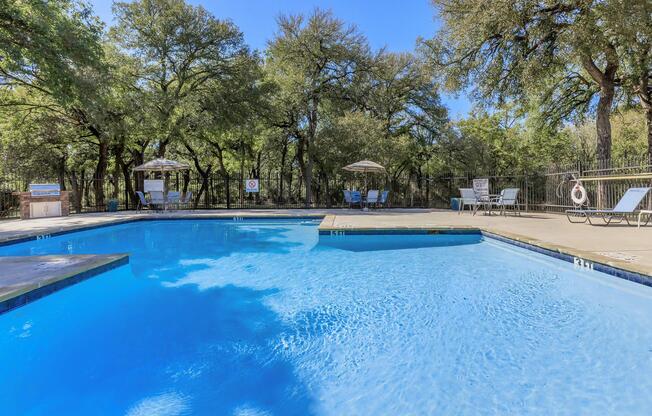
[571,184,587,205]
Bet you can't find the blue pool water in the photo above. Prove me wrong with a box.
[1,219,652,415]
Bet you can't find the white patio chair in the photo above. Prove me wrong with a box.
[459,188,482,215]
[491,188,521,216]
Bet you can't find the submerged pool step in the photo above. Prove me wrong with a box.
[0,254,129,313]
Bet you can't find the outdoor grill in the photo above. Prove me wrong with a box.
[14,184,69,219]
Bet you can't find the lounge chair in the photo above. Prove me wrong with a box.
[167,191,181,210]
[343,190,352,206]
[566,187,651,225]
[459,188,482,215]
[136,191,151,211]
[344,190,362,208]
[378,190,389,208]
[365,190,379,209]
[490,188,521,216]
[149,191,165,210]
[343,190,359,208]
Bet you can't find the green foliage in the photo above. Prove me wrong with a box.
[0,0,104,102]
[0,0,649,209]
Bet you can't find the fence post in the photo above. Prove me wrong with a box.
[524,172,529,212]
[226,177,231,209]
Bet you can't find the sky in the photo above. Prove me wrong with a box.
[88,0,473,118]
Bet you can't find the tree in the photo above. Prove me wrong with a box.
[607,0,652,161]
[111,0,250,157]
[0,0,104,102]
[267,9,370,206]
[425,0,625,164]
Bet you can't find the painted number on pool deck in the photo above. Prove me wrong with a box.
[574,257,594,271]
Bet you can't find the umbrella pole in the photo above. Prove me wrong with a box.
[364,172,368,211]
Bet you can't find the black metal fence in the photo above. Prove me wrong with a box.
[1,157,651,219]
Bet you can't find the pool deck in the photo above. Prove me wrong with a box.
[0,209,650,306]
[0,254,129,313]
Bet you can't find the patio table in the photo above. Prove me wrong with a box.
[482,194,502,215]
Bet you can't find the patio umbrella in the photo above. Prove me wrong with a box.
[133,158,190,172]
[342,160,386,193]
[133,159,189,210]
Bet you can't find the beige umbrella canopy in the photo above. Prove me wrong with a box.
[133,158,190,172]
[342,160,386,193]
[342,160,386,173]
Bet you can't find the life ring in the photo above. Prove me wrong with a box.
[571,184,587,205]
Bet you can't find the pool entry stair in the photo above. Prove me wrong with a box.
[0,254,129,313]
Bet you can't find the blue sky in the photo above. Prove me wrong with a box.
[89,0,472,118]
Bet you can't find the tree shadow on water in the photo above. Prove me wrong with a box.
[114,284,318,416]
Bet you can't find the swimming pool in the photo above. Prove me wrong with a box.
[1,219,652,415]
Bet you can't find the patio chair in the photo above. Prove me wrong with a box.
[490,188,521,216]
[350,191,362,207]
[458,188,482,215]
[136,191,151,211]
[378,190,389,208]
[343,190,361,208]
[167,191,181,210]
[181,191,193,209]
[149,191,165,211]
[566,187,651,226]
[365,190,379,209]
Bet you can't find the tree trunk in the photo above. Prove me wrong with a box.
[116,148,135,210]
[639,76,652,163]
[646,107,652,164]
[93,139,109,210]
[305,99,318,208]
[132,148,145,192]
[279,139,288,203]
[70,170,84,213]
[111,143,124,200]
[157,139,169,158]
[595,83,614,163]
[57,157,66,191]
[581,51,617,209]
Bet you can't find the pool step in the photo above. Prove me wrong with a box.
[0,254,129,313]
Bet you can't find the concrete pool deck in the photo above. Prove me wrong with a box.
[0,254,129,313]
[0,209,650,307]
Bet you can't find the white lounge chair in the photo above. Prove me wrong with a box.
[566,187,651,226]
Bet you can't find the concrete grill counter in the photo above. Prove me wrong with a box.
[14,184,70,220]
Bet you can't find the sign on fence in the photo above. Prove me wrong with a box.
[245,179,259,193]
[144,180,164,192]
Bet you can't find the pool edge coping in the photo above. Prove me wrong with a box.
[0,214,326,247]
